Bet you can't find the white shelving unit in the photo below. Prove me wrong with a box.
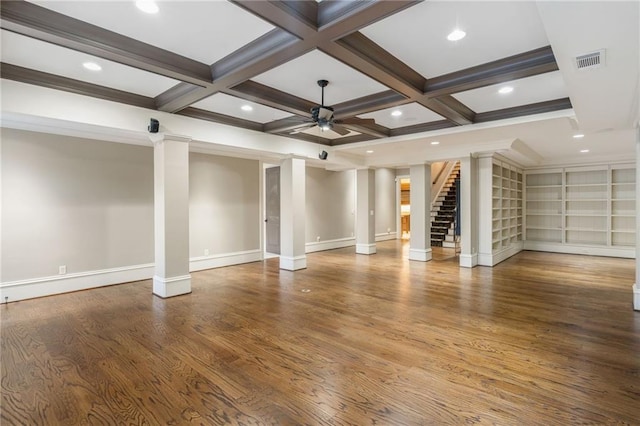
[479,157,523,266]
[524,164,635,258]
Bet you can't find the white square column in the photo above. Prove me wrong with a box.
[280,157,307,271]
[356,168,376,255]
[460,155,480,268]
[634,126,640,311]
[152,133,192,298]
[409,163,432,262]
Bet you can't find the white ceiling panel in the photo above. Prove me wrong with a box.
[252,50,388,105]
[192,93,292,124]
[0,30,179,97]
[452,71,568,113]
[360,1,549,77]
[358,103,445,129]
[29,0,274,64]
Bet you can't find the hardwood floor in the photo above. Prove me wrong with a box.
[2,241,639,425]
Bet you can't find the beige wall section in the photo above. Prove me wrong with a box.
[189,153,260,256]
[305,168,355,243]
[375,168,397,235]
[1,128,154,282]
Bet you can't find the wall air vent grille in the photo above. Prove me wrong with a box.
[575,49,606,71]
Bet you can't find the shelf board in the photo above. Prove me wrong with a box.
[612,182,635,186]
[565,183,607,187]
[526,199,562,202]
[565,228,607,232]
[611,198,635,201]
[565,199,607,202]
[611,230,636,234]
[564,213,608,217]
[611,214,636,217]
[526,212,562,216]
[526,226,562,231]
[526,185,562,189]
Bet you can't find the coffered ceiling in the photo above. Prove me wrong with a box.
[0,0,638,167]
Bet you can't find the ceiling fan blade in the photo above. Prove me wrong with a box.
[331,125,350,136]
[338,117,376,126]
[289,123,316,134]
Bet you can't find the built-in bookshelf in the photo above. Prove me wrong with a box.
[524,165,635,258]
[479,157,523,266]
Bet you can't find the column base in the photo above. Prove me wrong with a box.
[356,243,377,255]
[153,274,191,298]
[280,255,307,271]
[459,253,478,268]
[634,284,640,311]
[409,248,432,262]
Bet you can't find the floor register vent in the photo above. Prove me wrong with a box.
[575,49,606,70]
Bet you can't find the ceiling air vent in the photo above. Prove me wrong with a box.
[575,49,606,71]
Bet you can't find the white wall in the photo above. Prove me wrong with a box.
[189,153,260,257]
[1,128,154,283]
[0,129,265,300]
[305,167,355,251]
[375,168,397,238]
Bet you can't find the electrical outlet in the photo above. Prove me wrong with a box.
[59,265,67,275]
[387,227,391,233]
[204,249,209,256]
[316,236,320,242]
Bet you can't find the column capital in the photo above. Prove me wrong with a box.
[149,132,192,146]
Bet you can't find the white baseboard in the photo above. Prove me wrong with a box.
[478,242,523,267]
[190,249,262,272]
[375,232,397,242]
[356,243,377,255]
[0,249,265,302]
[153,274,191,298]
[523,241,635,259]
[306,237,355,253]
[409,248,432,262]
[280,255,307,271]
[634,284,640,311]
[459,253,478,268]
[0,263,154,302]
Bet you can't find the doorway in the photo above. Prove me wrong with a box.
[398,176,411,240]
[264,166,280,256]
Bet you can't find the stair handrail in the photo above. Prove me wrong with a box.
[430,161,458,204]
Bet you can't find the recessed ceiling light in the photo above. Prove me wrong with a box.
[447,29,466,41]
[498,86,513,94]
[573,133,585,139]
[391,110,402,117]
[82,62,102,71]
[431,141,440,145]
[136,1,159,14]
[241,105,253,112]
[580,149,590,153]
[366,150,374,154]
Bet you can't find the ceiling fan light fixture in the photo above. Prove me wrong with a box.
[318,119,331,131]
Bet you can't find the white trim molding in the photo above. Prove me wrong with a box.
[306,237,355,253]
[523,241,635,259]
[356,243,377,255]
[0,263,154,302]
[459,253,478,268]
[409,248,432,262]
[375,232,397,242]
[190,249,262,272]
[280,255,307,271]
[633,284,640,311]
[478,242,524,267]
[153,274,191,298]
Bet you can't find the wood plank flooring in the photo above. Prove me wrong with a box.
[2,241,639,425]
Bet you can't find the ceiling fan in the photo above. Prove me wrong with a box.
[289,80,376,136]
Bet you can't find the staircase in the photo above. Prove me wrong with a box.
[430,163,460,247]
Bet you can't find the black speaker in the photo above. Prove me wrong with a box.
[148,118,159,133]
[319,150,328,160]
